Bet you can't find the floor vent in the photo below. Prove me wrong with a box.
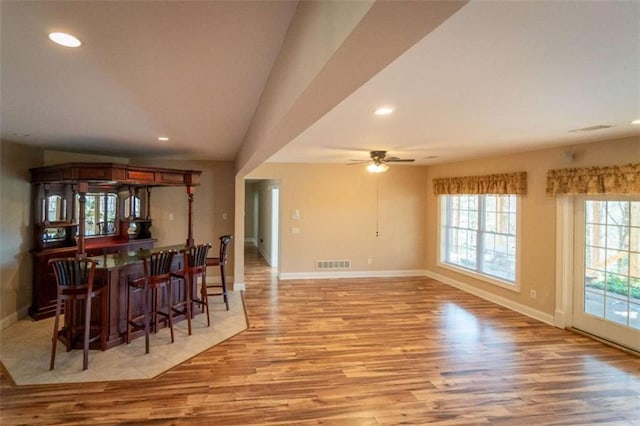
[316,259,351,270]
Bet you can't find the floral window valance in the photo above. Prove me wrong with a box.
[433,172,527,195]
[545,163,639,195]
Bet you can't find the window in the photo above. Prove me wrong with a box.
[440,194,518,284]
[76,192,118,236]
[583,199,639,329]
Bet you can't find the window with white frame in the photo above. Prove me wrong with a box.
[440,194,518,284]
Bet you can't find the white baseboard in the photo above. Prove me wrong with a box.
[1,305,30,331]
[424,270,556,326]
[279,270,428,280]
[233,282,246,291]
[554,309,566,328]
[257,246,273,267]
[244,237,257,246]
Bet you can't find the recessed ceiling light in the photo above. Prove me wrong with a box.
[48,32,81,48]
[157,136,169,141]
[632,119,640,125]
[374,106,394,116]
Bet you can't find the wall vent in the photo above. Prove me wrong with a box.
[316,259,351,270]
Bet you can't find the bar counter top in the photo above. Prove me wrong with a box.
[90,244,185,270]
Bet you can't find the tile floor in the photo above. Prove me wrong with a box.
[0,291,247,385]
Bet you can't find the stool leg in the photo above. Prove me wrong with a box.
[83,293,92,370]
[202,274,211,327]
[100,289,107,351]
[167,283,174,343]
[126,286,132,345]
[142,283,150,354]
[65,300,73,352]
[221,264,229,311]
[50,298,62,371]
[185,275,192,336]
[152,287,158,334]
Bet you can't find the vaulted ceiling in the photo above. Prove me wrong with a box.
[2,1,638,168]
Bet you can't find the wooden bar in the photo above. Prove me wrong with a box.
[29,162,202,321]
[55,245,198,350]
[87,245,197,349]
[29,239,155,320]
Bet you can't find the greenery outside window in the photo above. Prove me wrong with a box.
[440,194,518,285]
[583,199,640,328]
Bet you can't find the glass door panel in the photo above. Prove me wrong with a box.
[574,197,640,352]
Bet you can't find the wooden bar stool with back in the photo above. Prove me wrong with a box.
[202,235,233,317]
[126,250,177,354]
[171,243,211,333]
[49,257,108,371]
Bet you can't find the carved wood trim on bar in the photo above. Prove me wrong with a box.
[31,162,201,254]
[30,162,201,187]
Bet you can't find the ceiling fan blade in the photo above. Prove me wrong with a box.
[347,160,370,165]
[385,158,415,162]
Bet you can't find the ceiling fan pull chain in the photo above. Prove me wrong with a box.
[376,174,380,237]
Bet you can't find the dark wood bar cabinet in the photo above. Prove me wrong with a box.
[29,162,201,323]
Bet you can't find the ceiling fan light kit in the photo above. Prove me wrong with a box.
[367,163,389,173]
[350,150,415,173]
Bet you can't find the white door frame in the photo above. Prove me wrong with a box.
[555,196,574,329]
[270,185,279,269]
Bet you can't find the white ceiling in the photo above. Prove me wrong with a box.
[271,0,640,165]
[1,1,639,165]
[1,1,297,159]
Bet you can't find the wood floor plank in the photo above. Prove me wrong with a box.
[1,245,639,424]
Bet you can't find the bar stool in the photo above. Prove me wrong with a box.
[171,243,211,332]
[49,257,107,371]
[204,235,233,314]
[126,250,177,353]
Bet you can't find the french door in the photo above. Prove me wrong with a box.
[573,196,640,352]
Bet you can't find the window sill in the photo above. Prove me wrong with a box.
[437,261,520,293]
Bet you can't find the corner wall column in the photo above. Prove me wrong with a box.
[186,185,194,247]
[77,181,88,257]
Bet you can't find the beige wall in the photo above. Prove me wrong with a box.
[0,141,44,326]
[130,158,236,277]
[249,163,429,274]
[425,136,640,317]
[44,150,129,165]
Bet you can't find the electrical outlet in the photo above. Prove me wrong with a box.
[367,258,373,265]
[529,289,537,299]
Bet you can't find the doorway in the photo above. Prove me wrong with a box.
[271,186,279,269]
[573,196,639,352]
[244,180,280,269]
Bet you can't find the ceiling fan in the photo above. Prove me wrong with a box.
[348,150,415,173]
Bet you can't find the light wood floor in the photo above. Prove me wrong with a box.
[1,245,639,425]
